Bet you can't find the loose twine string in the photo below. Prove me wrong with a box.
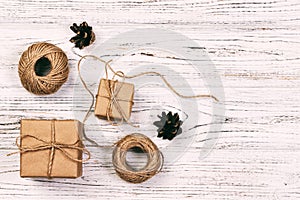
[18,42,69,95]
[77,54,219,183]
[78,54,218,125]
[7,120,90,178]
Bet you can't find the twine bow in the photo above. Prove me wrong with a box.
[7,120,90,178]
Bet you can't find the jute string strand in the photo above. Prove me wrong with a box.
[7,120,90,178]
[78,55,137,127]
[104,60,219,102]
[77,55,218,125]
[77,54,218,183]
[18,42,69,95]
[78,56,163,183]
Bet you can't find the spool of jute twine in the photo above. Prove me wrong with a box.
[112,133,163,183]
[18,42,69,95]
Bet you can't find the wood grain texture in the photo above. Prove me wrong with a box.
[0,0,300,199]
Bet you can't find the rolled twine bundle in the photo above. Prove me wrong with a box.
[18,42,69,95]
[112,133,163,183]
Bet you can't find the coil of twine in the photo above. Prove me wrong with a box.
[18,42,69,95]
[112,133,163,183]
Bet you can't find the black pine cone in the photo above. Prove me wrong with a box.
[70,22,95,49]
[153,111,183,140]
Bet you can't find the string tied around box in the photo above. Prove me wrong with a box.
[77,54,219,183]
[7,120,91,178]
[78,55,137,128]
[18,42,69,95]
[77,54,218,127]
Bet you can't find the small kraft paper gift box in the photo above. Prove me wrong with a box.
[95,78,134,121]
[19,119,85,178]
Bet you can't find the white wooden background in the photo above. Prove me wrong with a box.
[0,0,300,199]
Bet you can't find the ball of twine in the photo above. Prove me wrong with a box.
[112,133,163,183]
[18,42,69,95]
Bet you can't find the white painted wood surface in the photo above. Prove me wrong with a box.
[0,0,299,199]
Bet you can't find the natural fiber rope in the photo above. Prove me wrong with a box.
[76,54,218,183]
[77,55,218,125]
[18,42,69,95]
[112,133,163,183]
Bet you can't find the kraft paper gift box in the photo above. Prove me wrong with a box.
[20,119,84,178]
[95,79,134,120]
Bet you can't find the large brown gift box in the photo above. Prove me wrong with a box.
[20,119,84,178]
[95,78,134,120]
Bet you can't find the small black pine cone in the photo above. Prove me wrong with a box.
[70,22,95,49]
[153,111,183,140]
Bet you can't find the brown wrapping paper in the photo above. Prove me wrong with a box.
[95,79,134,120]
[20,119,83,178]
